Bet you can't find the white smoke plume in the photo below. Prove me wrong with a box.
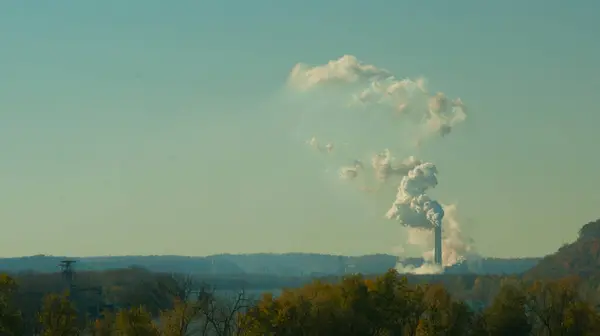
[285,55,476,273]
[395,205,479,274]
[441,204,479,266]
[371,150,422,183]
[386,162,444,229]
[307,137,334,153]
[287,55,467,140]
[329,147,423,191]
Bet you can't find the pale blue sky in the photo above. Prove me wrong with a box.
[1,0,599,258]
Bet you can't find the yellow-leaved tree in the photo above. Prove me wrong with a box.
[114,306,160,336]
[0,274,23,336]
[38,292,80,336]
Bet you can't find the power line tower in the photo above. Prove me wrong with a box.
[58,259,105,320]
[59,259,77,292]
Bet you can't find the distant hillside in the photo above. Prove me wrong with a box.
[524,219,600,280]
[0,255,243,274]
[209,253,401,275]
[0,253,539,276]
[446,257,540,275]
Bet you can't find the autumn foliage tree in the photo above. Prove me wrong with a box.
[241,270,480,336]
[484,282,532,336]
[3,267,600,336]
[0,274,22,336]
[240,270,600,336]
[113,305,160,336]
[526,276,600,335]
[37,292,80,336]
[417,284,474,336]
[481,276,600,336]
[90,310,115,336]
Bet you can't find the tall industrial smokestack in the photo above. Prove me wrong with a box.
[434,225,442,266]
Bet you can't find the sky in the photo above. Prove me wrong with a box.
[0,0,599,258]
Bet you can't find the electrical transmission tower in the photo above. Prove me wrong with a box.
[58,259,105,319]
[59,259,77,292]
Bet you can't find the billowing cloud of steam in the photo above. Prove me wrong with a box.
[288,55,467,141]
[395,205,480,274]
[286,55,477,274]
[385,162,444,229]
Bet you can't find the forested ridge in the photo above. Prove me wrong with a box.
[0,254,540,277]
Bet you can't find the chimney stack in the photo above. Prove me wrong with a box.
[434,225,442,266]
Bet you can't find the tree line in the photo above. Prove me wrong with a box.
[2,269,600,335]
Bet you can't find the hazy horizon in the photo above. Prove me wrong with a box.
[0,252,542,260]
[1,1,599,259]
